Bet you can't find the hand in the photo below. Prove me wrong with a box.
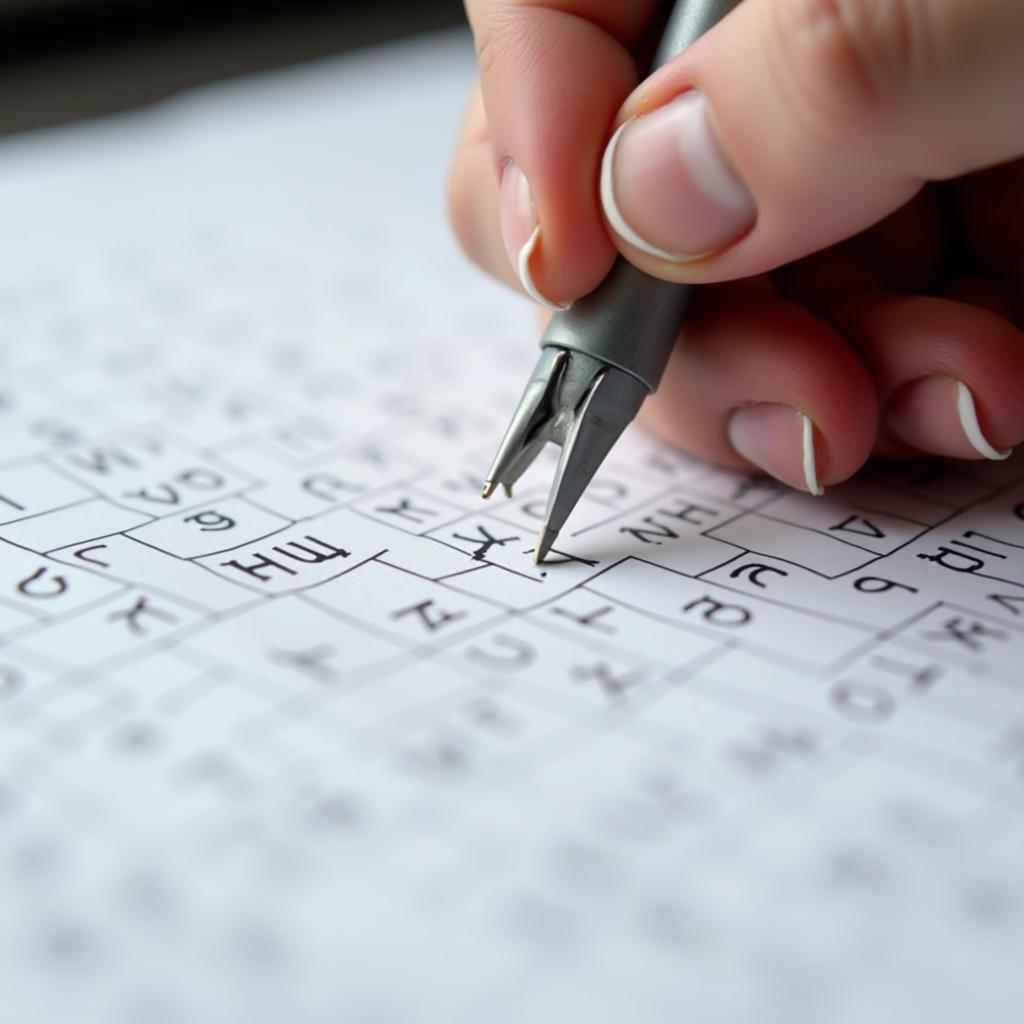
[448,0,1024,493]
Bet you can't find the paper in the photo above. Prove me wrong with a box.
[1,30,1022,1024]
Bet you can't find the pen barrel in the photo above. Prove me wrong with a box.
[540,262,691,393]
[653,0,743,69]
[539,0,742,393]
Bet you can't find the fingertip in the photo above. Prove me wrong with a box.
[828,294,1024,461]
[597,92,760,285]
[726,404,825,495]
[641,289,878,490]
[516,225,571,311]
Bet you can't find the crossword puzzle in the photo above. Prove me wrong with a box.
[1,32,1022,1024]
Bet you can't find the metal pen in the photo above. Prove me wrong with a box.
[481,0,742,563]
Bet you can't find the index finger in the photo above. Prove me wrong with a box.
[465,0,663,306]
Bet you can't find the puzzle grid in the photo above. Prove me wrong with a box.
[0,32,1022,1024]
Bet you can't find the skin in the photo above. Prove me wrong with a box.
[447,0,1024,490]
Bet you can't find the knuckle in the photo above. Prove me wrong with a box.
[772,0,936,134]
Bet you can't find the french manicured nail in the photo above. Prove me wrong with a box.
[883,376,1011,460]
[728,404,823,495]
[601,91,756,262]
[499,161,568,310]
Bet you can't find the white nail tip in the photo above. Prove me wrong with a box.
[517,225,570,312]
[600,121,698,264]
[801,413,824,496]
[956,381,1011,460]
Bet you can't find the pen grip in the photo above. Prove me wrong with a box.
[539,0,742,392]
[540,262,691,393]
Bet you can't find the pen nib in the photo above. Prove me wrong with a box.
[481,480,513,500]
[483,347,648,565]
[534,526,558,565]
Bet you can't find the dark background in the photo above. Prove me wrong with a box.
[0,0,467,136]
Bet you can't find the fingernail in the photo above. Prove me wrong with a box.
[727,404,824,495]
[883,376,1012,460]
[500,161,568,311]
[601,91,755,262]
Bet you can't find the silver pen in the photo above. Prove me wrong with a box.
[482,0,742,563]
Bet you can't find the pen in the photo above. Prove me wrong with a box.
[482,0,742,563]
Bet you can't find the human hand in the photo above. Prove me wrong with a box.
[449,0,1024,493]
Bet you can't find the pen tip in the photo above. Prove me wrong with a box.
[534,526,558,565]
[481,480,497,500]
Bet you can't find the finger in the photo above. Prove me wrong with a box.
[465,0,663,306]
[599,0,1024,283]
[826,293,1024,460]
[448,82,521,292]
[638,285,877,493]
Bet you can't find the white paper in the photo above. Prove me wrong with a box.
[0,30,1022,1024]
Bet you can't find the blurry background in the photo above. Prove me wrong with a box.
[0,0,467,135]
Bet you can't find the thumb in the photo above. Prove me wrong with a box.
[600,0,1024,283]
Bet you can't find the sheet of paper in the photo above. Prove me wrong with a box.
[1,29,1022,1024]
